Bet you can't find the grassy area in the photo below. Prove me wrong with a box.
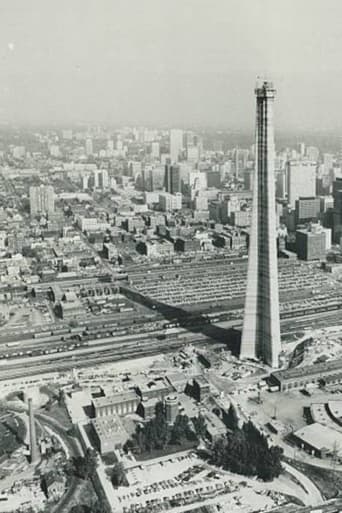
[284,457,342,500]
[42,402,72,430]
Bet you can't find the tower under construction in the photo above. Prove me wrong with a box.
[240,80,281,368]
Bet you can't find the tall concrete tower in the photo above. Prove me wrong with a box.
[28,398,39,464]
[240,80,281,368]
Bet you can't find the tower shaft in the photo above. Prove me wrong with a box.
[240,81,281,368]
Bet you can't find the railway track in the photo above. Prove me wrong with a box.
[0,335,211,381]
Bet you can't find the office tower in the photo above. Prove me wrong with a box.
[62,129,73,140]
[187,145,200,163]
[189,170,207,191]
[82,173,90,190]
[206,170,221,188]
[295,197,321,224]
[235,148,240,178]
[323,153,334,173]
[306,146,320,162]
[286,160,316,208]
[151,141,160,159]
[275,170,286,199]
[159,192,182,211]
[194,192,208,211]
[244,169,254,192]
[296,223,326,261]
[170,129,183,162]
[298,142,305,158]
[332,178,342,242]
[28,398,39,464]
[165,161,181,193]
[240,81,281,368]
[85,138,93,156]
[29,185,55,217]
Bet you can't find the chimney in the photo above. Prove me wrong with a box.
[28,398,39,464]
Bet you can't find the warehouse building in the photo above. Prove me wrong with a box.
[92,414,129,454]
[270,358,342,392]
[293,422,342,460]
[92,390,140,418]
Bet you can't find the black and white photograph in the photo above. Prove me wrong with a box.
[0,1,341,512]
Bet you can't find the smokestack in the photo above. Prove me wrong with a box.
[28,398,39,464]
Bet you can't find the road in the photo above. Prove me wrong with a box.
[36,411,83,513]
[282,461,323,506]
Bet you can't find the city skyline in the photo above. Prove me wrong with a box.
[0,0,342,129]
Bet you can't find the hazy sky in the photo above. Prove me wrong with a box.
[1,0,342,129]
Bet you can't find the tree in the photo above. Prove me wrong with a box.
[226,404,239,431]
[111,461,126,487]
[69,448,98,479]
[69,506,91,513]
[211,421,283,482]
[192,414,207,440]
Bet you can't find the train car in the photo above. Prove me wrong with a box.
[6,342,20,348]
[34,331,51,339]
[51,328,70,336]
[69,326,83,334]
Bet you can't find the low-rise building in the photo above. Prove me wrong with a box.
[92,413,129,454]
[92,390,140,418]
[293,422,342,460]
[203,410,227,442]
[271,358,342,392]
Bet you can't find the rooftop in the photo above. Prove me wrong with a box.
[92,413,127,439]
[294,422,342,456]
[272,358,342,382]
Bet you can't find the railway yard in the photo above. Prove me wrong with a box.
[0,256,342,383]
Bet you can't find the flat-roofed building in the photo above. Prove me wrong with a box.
[203,410,227,442]
[92,413,128,454]
[293,422,342,460]
[136,380,173,402]
[271,358,342,392]
[137,397,159,420]
[296,223,326,261]
[92,390,140,418]
[193,376,210,402]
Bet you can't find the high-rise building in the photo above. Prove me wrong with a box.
[306,146,320,162]
[164,161,181,194]
[206,170,221,188]
[85,138,93,156]
[323,153,334,173]
[170,129,183,162]
[159,192,182,211]
[295,197,321,224]
[298,142,306,158]
[151,141,160,159]
[286,160,316,208]
[332,178,342,242]
[296,223,326,261]
[29,185,54,217]
[240,81,281,368]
